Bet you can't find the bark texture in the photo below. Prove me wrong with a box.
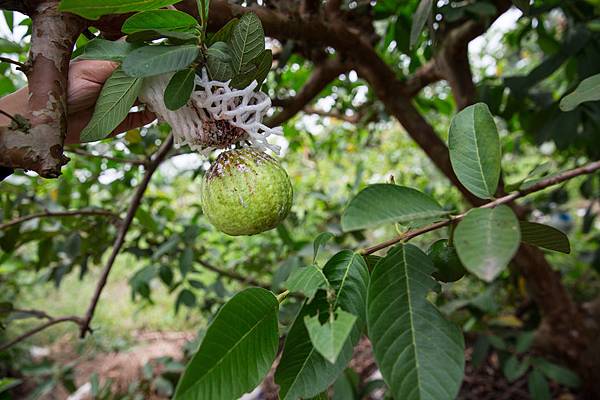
[0,1,83,177]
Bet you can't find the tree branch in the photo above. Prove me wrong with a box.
[361,160,600,255]
[0,2,84,178]
[404,60,441,97]
[0,316,85,352]
[267,57,351,127]
[79,135,174,338]
[66,147,148,166]
[197,259,269,289]
[0,57,27,72]
[0,209,120,230]
[11,308,53,320]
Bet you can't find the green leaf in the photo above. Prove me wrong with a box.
[179,248,194,277]
[332,370,358,400]
[0,378,21,394]
[465,2,496,16]
[515,331,535,353]
[275,299,354,400]
[275,251,369,400]
[174,288,279,400]
[341,184,450,231]
[471,335,490,368]
[125,29,198,43]
[512,0,530,14]
[304,310,357,364]
[175,288,196,313]
[519,221,570,254]
[122,44,199,77]
[313,232,334,263]
[367,244,465,400]
[3,11,13,33]
[559,73,600,111]
[454,205,520,282]
[59,0,183,20]
[323,251,370,329]
[531,358,581,388]
[286,265,328,301]
[448,103,501,199]
[0,38,22,53]
[505,161,554,192]
[230,63,258,89]
[135,207,159,232]
[122,10,198,34]
[208,18,239,46]
[253,49,273,88]
[503,356,530,382]
[197,0,209,30]
[164,68,196,110]
[80,67,143,142]
[153,234,180,259]
[528,369,551,400]
[77,39,141,61]
[206,41,235,81]
[410,0,433,48]
[229,12,265,74]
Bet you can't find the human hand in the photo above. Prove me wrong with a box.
[65,59,155,144]
[0,59,156,145]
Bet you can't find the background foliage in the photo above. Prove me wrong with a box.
[0,0,600,399]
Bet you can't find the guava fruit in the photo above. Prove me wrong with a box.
[427,239,467,282]
[201,148,293,236]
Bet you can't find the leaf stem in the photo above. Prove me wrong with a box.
[276,290,290,304]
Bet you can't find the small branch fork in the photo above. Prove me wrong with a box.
[0,136,174,349]
[361,160,600,255]
[0,316,86,352]
[78,134,174,338]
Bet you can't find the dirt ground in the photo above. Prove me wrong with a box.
[19,332,580,400]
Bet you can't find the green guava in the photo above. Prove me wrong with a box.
[427,239,467,282]
[200,148,293,236]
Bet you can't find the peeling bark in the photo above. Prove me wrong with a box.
[0,1,83,178]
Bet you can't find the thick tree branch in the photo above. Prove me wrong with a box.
[0,1,84,178]
[79,135,174,338]
[267,57,350,127]
[0,209,120,230]
[361,160,600,255]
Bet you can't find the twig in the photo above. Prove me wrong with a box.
[361,160,600,255]
[303,106,361,123]
[0,209,120,230]
[79,135,174,338]
[0,109,22,125]
[0,316,85,352]
[66,147,148,166]
[0,56,27,71]
[197,259,269,289]
[267,57,351,127]
[11,308,53,320]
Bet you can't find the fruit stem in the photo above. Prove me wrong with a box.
[276,290,290,304]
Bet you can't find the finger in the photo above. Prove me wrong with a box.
[67,60,119,113]
[112,110,157,136]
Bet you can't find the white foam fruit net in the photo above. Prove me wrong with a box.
[139,69,282,154]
